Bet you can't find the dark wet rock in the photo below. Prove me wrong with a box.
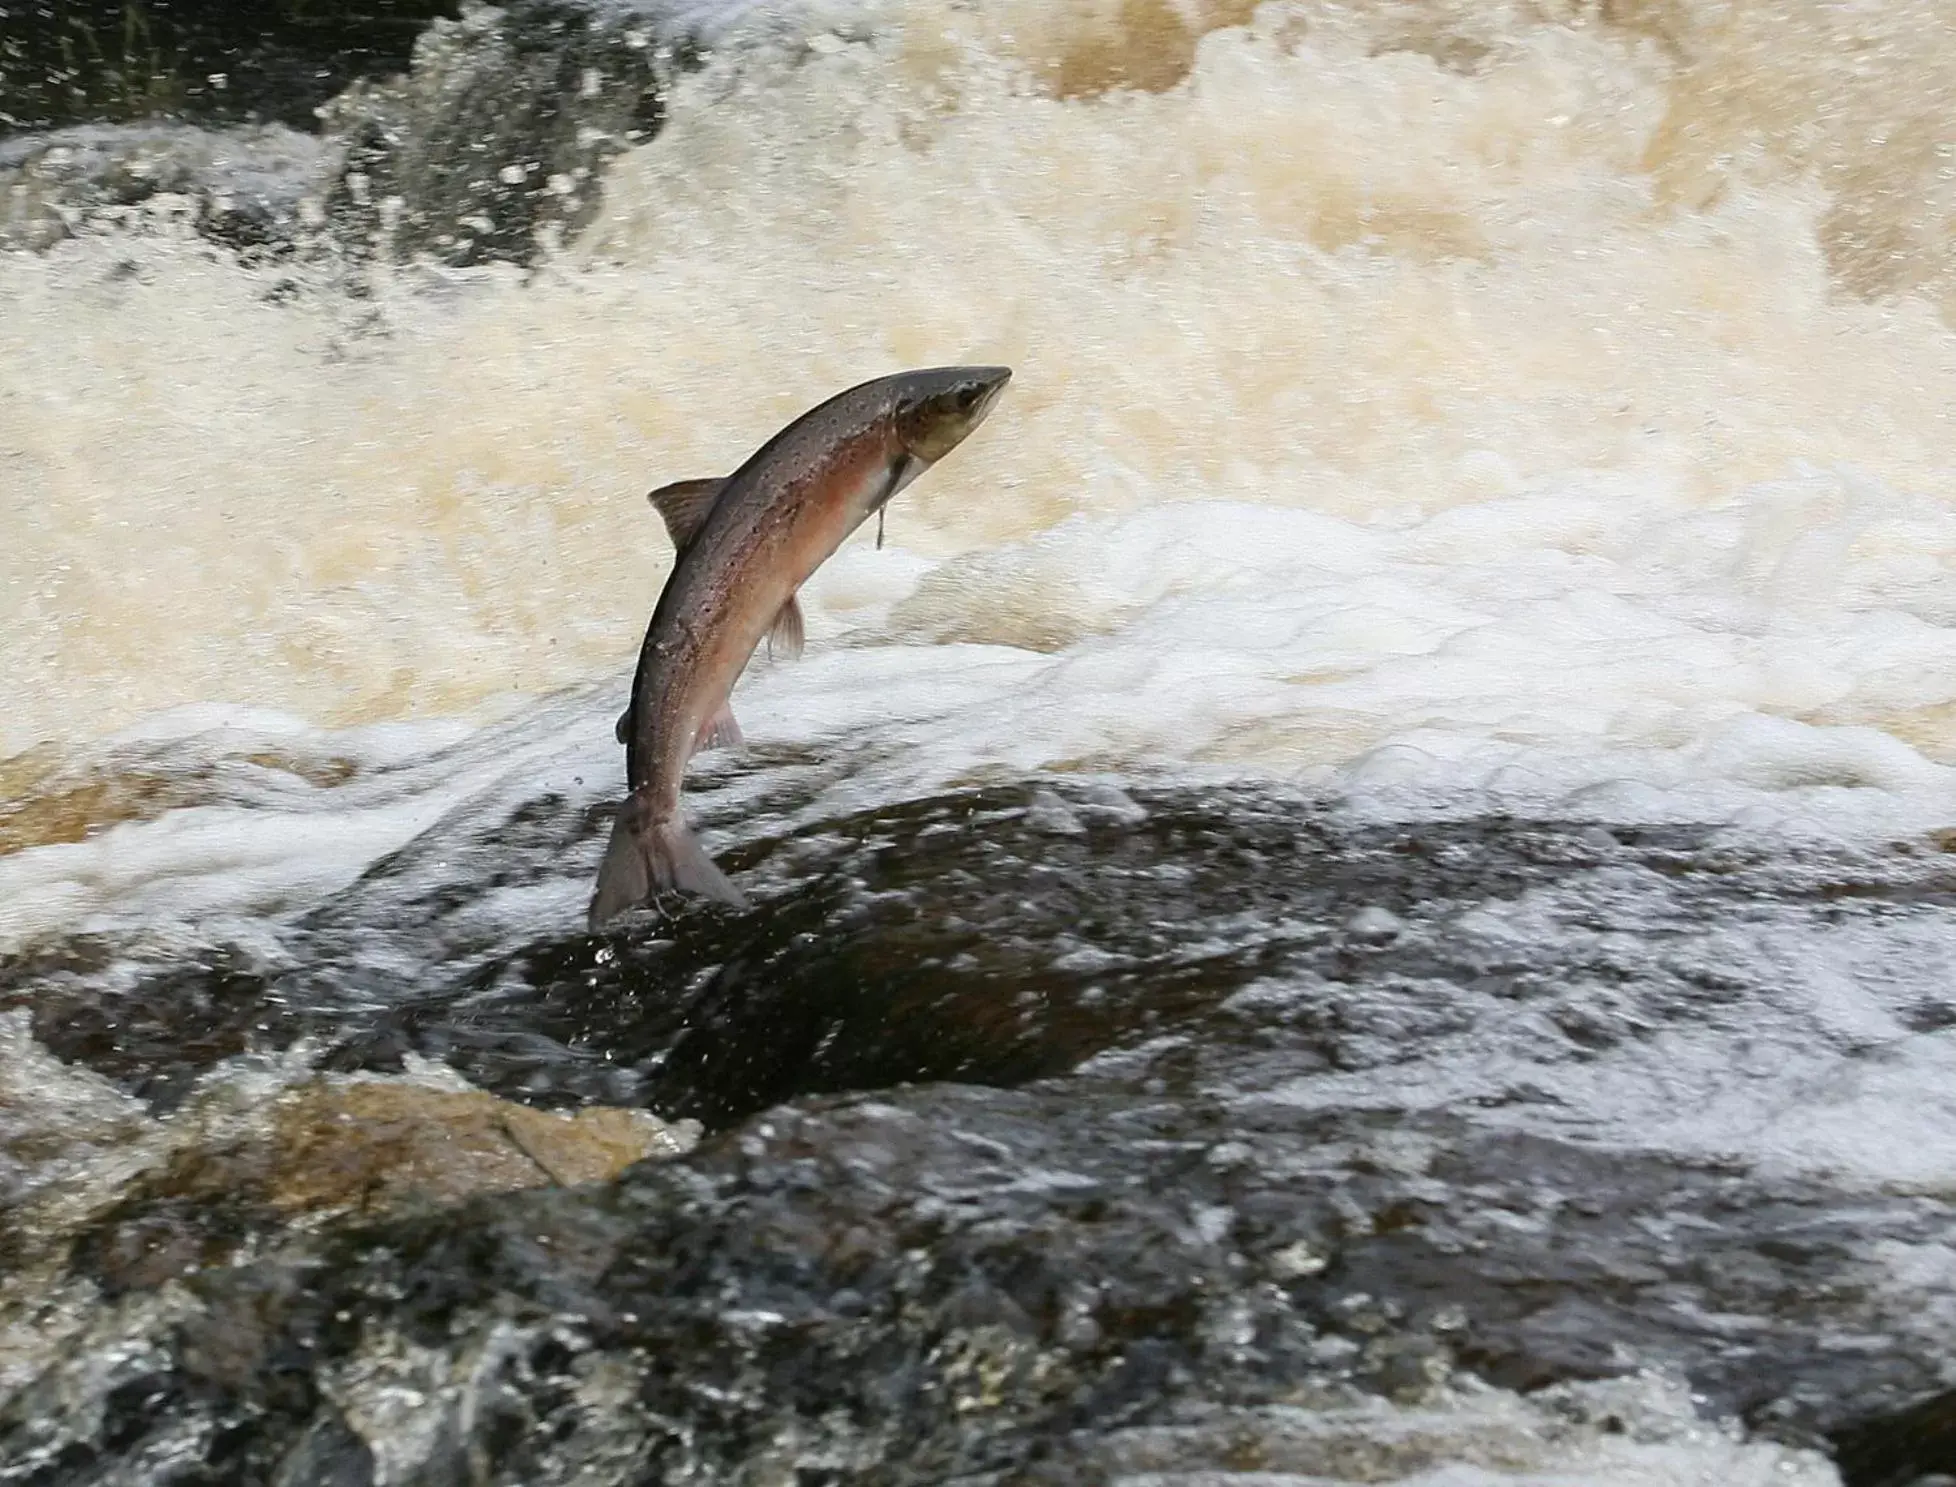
[1,939,302,1112]
[306,781,1956,1131]
[0,1,731,265]
[1832,1386,1956,1487]
[0,122,336,253]
[12,784,1731,1115]
[2,1086,1951,1482]
[0,0,457,137]
[6,780,1956,1479]
[265,1404,377,1487]
[13,1076,690,1288]
[0,1,826,265]
[316,0,673,265]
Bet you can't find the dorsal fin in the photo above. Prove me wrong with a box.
[645,477,728,550]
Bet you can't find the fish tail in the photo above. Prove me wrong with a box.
[588,793,748,929]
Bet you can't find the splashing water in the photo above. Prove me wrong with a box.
[6,4,1956,1477]
[2,0,1954,788]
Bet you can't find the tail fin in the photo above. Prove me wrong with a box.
[587,794,748,929]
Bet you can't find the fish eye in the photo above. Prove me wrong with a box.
[955,384,983,410]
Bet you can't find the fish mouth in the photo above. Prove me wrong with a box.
[958,366,1012,433]
[891,363,1016,466]
[973,365,1012,413]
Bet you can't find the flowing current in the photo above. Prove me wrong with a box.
[4,1,1956,1481]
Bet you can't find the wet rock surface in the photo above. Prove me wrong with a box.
[4,1088,1951,1483]
[49,1078,692,1297]
[318,0,671,265]
[0,1031,694,1288]
[16,778,1956,1124]
[0,0,456,137]
[4,779,1956,1481]
[13,784,1717,1113]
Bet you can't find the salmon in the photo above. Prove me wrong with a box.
[589,365,1012,928]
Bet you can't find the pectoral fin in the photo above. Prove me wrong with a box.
[871,452,922,552]
[615,705,634,745]
[692,703,743,755]
[766,594,805,661]
[646,477,728,550]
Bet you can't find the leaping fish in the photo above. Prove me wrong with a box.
[589,365,1013,929]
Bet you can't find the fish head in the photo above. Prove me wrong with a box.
[892,366,1013,464]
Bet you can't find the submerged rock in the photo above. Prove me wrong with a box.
[1833,1386,1956,1487]
[0,0,730,265]
[0,0,455,137]
[0,1037,694,1384]
[317,0,673,266]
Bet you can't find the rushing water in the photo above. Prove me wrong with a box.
[4,1,1956,1481]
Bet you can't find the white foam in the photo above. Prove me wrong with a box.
[0,694,610,946]
[1239,874,1956,1190]
[1098,1374,1839,1486]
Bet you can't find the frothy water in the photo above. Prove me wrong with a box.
[5,0,1956,787]
[6,0,1956,1478]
